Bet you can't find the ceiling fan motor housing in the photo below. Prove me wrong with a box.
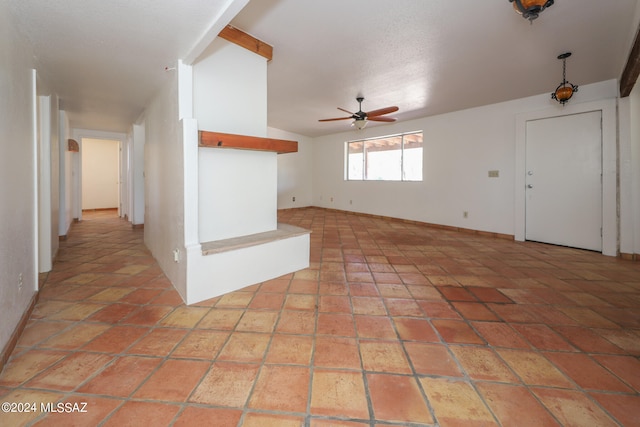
[318,96,398,126]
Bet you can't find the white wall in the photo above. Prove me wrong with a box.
[0,2,39,354]
[144,72,187,296]
[193,39,275,241]
[37,94,53,272]
[129,122,145,225]
[81,138,119,209]
[193,38,267,137]
[49,96,60,260]
[34,83,61,272]
[199,149,277,241]
[121,133,130,220]
[311,80,619,238]
[58,110,74,236]
[269,127,314,209]
[633,87,640,256]
[620,85,640,256]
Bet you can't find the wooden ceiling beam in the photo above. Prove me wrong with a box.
[621,25,640,97]
[218,25,273,61]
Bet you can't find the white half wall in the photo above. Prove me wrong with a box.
[186,233,310,305]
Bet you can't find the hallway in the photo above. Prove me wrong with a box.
[0,208,639,426]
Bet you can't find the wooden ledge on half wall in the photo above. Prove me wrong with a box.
[201,223,311,256]
[199,130,297,154]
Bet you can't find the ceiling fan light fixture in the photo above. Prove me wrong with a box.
[551,52,578,105]
[353,118,367,130]
[319,96,398,130]
[509,0,554,22]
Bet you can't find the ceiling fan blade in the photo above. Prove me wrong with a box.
[365,106,399,117]
[318,117,353,122]
[368,116,396,122]
[337,107,355,115]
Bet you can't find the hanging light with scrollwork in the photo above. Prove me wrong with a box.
[551,52,578,105]
[509,0,554,22]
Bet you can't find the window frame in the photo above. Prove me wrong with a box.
[345,131,423,182]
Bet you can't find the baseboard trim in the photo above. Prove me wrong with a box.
[131,223,144,229]
[619,253,639,261]
[281,206,515,241]
[0,291,39,374]
[82,208,118,212]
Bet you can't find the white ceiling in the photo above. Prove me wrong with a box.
[8,0,639,137]
[6,0,245,132]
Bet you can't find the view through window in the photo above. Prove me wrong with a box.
[347,131,423,181]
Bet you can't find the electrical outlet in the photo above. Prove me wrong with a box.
[18,273,23,291]
[488,170,499,178]
[292,196,296,202]
[463,211,469,219]
[330,197,334,202]
[173,249,180,263]
[349,200,353,205]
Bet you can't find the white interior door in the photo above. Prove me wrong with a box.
[525,111,602,251]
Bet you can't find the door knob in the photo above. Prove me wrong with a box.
[527,184,533,189]
[527,171,534,176]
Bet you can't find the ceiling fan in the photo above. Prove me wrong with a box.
[319,97,399,129]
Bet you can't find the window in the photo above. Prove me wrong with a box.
[346,131,423,181]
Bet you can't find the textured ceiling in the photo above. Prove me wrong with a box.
[233,0,639,136]
[7,0,246,132]
[7,0,640,136]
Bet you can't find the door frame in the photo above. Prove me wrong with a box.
[37,95,52,273]
[71,129,127,221]
[515,99,617,256]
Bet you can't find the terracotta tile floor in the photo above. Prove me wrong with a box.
[1,207,639,426]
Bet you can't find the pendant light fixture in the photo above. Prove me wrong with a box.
[551,52,578,105]
[509,0,554,22]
